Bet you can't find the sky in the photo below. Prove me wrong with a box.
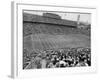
[24,10,91,24]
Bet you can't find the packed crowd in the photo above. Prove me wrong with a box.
[23,47,91,69]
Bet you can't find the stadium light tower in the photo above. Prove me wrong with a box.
[77,14,80,28]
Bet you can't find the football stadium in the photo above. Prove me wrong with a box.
[23,12,91,69]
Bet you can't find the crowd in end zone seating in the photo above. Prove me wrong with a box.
[23,47,91,69]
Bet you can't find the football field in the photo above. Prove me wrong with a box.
[24,33,90,53]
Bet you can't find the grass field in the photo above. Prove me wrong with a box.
[24,33,90,53]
